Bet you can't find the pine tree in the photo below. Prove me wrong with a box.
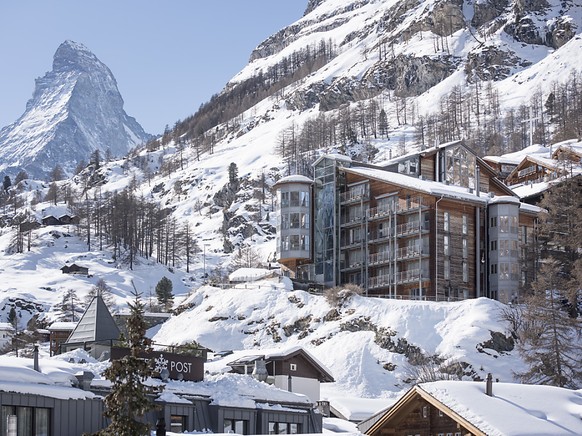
[515,260,582,388]
[100,289,158,435]
[7,307,17,329]
[2,175,11,193]
[155,276,174,310]
[85,278,116,310]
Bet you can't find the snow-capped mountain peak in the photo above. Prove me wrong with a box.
[0,40,150,179]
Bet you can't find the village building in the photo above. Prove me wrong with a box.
[275,141,543,303]
[0,323,15,351]
[47,321,76,356]
[59,263,89,276]
[60,294,121,359]
[361,377,582,436]
[219,346,334,403]
[1,295,325,435]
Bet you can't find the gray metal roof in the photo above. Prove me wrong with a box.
[66,295,120,344]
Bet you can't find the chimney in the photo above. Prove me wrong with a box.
[33,344,40,372]
[75,371,95,391]
[486,373,493,396]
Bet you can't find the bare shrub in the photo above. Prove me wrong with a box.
[324,284,363,306]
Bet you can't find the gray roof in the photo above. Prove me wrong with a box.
[66,295,120,344]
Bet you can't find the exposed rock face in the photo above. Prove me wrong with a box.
[472,0,509,28]
[0,40,150,179]
[547,16,577,48]
[465,46,526,81]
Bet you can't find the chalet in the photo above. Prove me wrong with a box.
[223,346,334,403]
[505,155,562,186]
[41,215,60,226]
[58,214,79,225]
[362,377,582,436]
[275,141,543,303]
[0,322,15,350]
[48,321,76,356]
[60,263,89,275]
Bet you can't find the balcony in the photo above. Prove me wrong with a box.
[369,274,393,289]
[367,205,395,220]
[368,251,393,266]
[395,246,428,261]
[396,221,429,237]
[340,190,369,204]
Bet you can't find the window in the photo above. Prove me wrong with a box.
[491,263,497,274]
[443,235,450,256]
[462,261,468,282]
[225,419,248,434]
[443,212,450,232]
[490,217,497,227]
[462,215,468,235]
[491,240,497,251]
[499,216,509,232]
[290,191,300,207]
[444,258,450,280]
[281,192,289,208]
[171,415,186,433]
[269,422,301,434]
[422,405,429,418]
[499,263,509,279]
[462,239,468,259]
[1,406,50,436]
[290,363,297,371]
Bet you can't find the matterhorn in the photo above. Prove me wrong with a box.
[0,40,150,179]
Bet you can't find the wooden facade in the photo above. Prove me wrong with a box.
[364,387,482,436]
[276,141,541,303]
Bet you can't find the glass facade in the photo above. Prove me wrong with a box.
[314,157,344,285]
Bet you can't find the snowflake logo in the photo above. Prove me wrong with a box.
[154,354,169,373]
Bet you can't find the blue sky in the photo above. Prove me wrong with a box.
[0,1,306,134]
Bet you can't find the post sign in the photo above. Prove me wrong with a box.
[110,347,205,382]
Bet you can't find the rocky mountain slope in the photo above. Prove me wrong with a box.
[0,0,581,399]
[0,40,150,179]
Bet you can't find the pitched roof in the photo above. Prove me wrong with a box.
[66,295,120,344]
[366,380,582,436]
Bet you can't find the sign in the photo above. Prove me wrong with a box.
[110,347,205,382]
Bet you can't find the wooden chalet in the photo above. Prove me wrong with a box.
[226,346,334,402]
[60,263,89,275]
[362,377,582,436]
[505,155,562,186]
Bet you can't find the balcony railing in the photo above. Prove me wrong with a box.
[368,251,393,266]
[340,190,369,204]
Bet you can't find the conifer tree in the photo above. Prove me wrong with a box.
[100,289,158,435]
[515,260,582,388]
[155,276,174,310]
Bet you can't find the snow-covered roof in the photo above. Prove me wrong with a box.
[0,355,96,400]
[229,267,276,282]
[48,321,77,331]
[418,380,582,436]
[207,345,334,383]
[484,144,550,165]
[0,322,15,331]
[274,175,313,186]
[346,166,489,204]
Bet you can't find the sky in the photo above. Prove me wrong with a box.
[0,1,306,135]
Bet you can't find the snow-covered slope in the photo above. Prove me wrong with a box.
[153,277,524,403]
[0,40,150,179]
